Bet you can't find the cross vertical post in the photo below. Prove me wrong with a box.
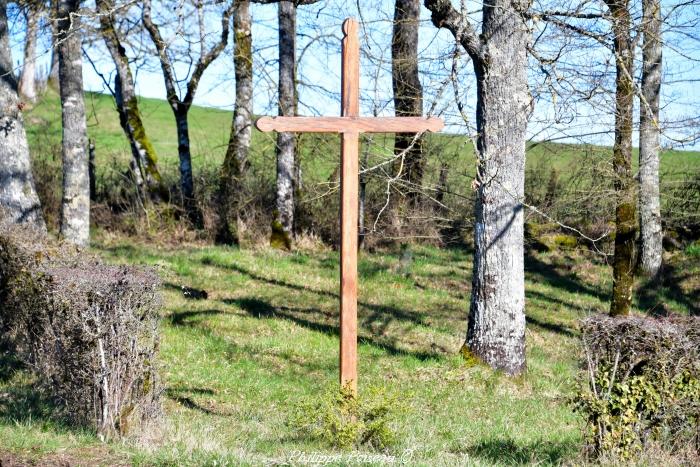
[340,18,359,393]
[254,17,443,396]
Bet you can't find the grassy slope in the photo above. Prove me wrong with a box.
[2,237,696,465]
[23,89,700,186]
[1,91,698,465]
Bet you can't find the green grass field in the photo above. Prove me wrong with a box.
[0,90,698,465]
[23,89,700,189]
[1,235,697,465]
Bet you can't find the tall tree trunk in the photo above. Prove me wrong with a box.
[607,0,636,316]
[466,3,529,376]
[219,0,252,245]
[18,2,40,102]
[97,0,163,200]
[0,0,45,230]
[174,107,198,219]
[115,76,145,194]
[57,0,89,246]
[142,0,232,227]
[425,0,530,375]
[271,0,296,248]
[392,0,424,203]
[48,0,59,86]
[638,0,662,277]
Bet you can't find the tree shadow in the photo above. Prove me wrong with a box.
[525,316,577,338]
[202,259,439,327]
[0,355,77,433]
[636,262,700,316]
[462,437,579,465]
[227,297,443,361]
[168,308,225,326]
[166,386,236,417]
[164,306,337,377]
[525,252,608,302]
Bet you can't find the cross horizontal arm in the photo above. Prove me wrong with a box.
[255,116,444,134]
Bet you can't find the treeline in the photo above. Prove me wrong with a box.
[1,0,700,378]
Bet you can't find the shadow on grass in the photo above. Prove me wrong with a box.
[525,252,608,302]
[0,349,81,434]
[224,297,443,362]
[463,437,579,465]
[202,259,442,328]
[166,386,237,416]
[525,316,577,338]
[165,307,336,376]
[636,262,700,316]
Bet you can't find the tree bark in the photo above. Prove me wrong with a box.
[638,0,662,277]
[607,0,636,316]
[392,0,424,203]
[0,0,45,230]
[174,107,197,217]
[57,0,89,246]
[48,0,59,86]
[18,1,41,102]
[219,0,252,245]
[142,0,232,226]
[425,0,529,375]
[271,0,296,248]
[97,0,164,200]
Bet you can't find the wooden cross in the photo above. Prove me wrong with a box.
[256,18,443,393]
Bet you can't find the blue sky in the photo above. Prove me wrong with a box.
[8,0,700,150]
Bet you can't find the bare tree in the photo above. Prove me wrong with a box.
[0,0,45,230]
[424,0,530,375]
[638,0,662,276]
[272,0,298,248]
[535,2,640,316]
[392,0,423,203]
[142,0,234,225]
[48,0,59,85]
[96,0,164,200]
[604,0,637,317]
[18,0,43,102]
[57,0,89,246]
[253,0,318,248]
[218,0,252,245]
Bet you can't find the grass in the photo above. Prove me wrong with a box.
[2,89,698,464]
[1,231,698,465]
[23,88,700,194]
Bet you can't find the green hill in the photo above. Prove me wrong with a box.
[23,88,700,189]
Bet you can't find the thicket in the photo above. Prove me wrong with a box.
[574,315,700,461]
[27,131,700,251]
[0,224,162,439]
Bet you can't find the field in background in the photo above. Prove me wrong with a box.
[24,89,700,188]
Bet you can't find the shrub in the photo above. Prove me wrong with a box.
[0,226,162,439]
[573,315,700,461]
[289,384,405,450]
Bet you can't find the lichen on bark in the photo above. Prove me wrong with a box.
[218,0,252,245]
[98,0,164,200]
[606,0,637,317]
[57,0,90,246]
[0,0,45,231]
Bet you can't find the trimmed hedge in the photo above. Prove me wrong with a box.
[574,315,700,460]
[0,226,162,439]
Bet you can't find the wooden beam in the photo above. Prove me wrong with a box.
[255,116,444,134]
[339,18,359,394]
